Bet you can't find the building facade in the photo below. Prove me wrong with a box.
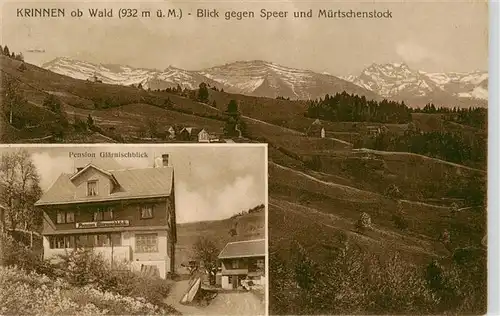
[218,239,266,290]
[35,154,177,279]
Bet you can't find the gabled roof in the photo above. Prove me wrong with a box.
[180,127,206,136]
[218,239,266,259]
[35,166,174,206]
[180,127,193,134]
[306,124,324,134]
[194,128,207,135]
[70,163,117,184]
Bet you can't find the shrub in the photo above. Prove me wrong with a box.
[55,248,108,287]
[366,253,439,314]
[0,266,178,315]
[384,184,403,199]
[392,213,409,230]
[0,233,47,274]
[107,270,173,307]
[355,212,372,232]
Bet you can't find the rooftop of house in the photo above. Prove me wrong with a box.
[218,238,266,259]
[181,127,206,135]
[35,163,174,206]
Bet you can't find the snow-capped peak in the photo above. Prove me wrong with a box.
[344,62,488,101]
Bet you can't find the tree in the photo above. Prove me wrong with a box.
[164,97,173,108]
[138,82,143,89]
[224,100,244,137]
[3,45,10,56]
[146,118,159,139]
[197,82,209,103]
[0,150,42,232]
[2,74,22,125]
[15,52,24,61]
[86,114,94,129]
[43,94,62,113]
[226,99,238,114]
[355,212,372,232]
[192,237,220,285]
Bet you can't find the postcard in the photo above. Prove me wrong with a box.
[0,0,489,315]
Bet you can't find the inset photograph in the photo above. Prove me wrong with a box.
[0,144,267,316]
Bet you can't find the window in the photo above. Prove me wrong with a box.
[135,233,158,253]
[75,233,121,248]
[140,205,154,219]
[56,211,75,224]
[249,258,264,272]
[104,207,114,220]
[50,236,75,249]
[96,234,110,247]
[231,259,239,269]
[87,180,98,196]
[76,235,95,248]
[66,212,75,223]
[110,233,122,246]
[93,207,113,221]
[56,211,65,224]
[93,210,103,221]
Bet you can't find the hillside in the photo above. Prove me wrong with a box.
[1,55,487,314]
[175,206,265,273]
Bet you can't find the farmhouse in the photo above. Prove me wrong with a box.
[166,126,183,140]
[306,119,326,138]
[178,127,210,142]
[35,154,177,279]
[218,239,266,290]
[366,125,381,136]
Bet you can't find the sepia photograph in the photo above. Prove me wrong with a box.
[0,144,268,315]
[0,0,492,315]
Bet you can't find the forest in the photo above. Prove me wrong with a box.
[306,92,413,123]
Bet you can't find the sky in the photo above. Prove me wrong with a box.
[0,145,267,224]
[0,0,488,76]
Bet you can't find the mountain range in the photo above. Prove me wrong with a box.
[42,57,488,107]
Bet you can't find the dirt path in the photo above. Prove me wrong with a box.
[165,280,265,316]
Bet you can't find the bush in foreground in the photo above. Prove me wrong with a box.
[0,266,178,315]
[55,248,174,308]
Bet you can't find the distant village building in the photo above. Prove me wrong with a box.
[366,125,388,137]
[366,125,381,136]
[306,119,326,138]
[178,127,210,142]
[167,126,176,140]
[218,239,266,290]
[35,154,177,279]
[208,134,220,143]
[88,73,103,83]
[166,126,183,140]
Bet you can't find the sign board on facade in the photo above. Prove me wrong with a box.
[75,220,130,229]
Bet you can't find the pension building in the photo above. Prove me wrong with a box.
[35,154,177,279]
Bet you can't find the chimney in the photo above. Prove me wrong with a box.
[162,154,170,167]
[76,167,84,173]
